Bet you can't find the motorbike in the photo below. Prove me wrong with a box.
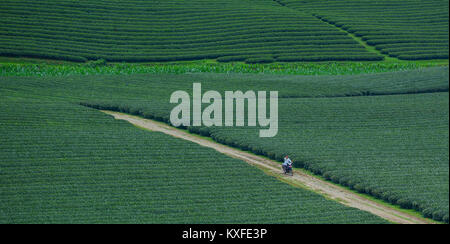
[282,163,293,176]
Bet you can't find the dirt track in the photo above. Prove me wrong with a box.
[102,110,432,224]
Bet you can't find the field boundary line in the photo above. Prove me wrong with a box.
[270,0,397,61]
[101,110,434,224]
[312,15,397,61]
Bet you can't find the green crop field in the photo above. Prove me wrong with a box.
[0,0,448,225]
[279,0,449,60]
[0,67,448,223]
[0,89,389,224]
[205,93,449,222]
[0,59,448,76]
[0,0,383,63]
[0,0,447,63]
[82,68,449,223]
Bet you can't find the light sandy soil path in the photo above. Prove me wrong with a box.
[102,110,433,224]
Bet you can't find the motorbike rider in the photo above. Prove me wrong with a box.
[282,155,293,172]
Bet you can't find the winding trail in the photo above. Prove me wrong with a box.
[102,110,432,224]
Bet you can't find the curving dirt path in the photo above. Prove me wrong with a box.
[102,110,432,224]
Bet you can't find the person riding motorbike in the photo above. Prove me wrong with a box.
[282,155,293,173]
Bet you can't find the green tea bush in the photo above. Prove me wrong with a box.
[244,57,275,64]
[216,55,247,62]
[85,59,107,67]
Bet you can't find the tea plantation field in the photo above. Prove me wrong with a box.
[0,92,389,223]
[0,67,448,222]
[0,0,448,225]
[206,93,449,222]
[279,0,449,60]
[1,0,447,63]
[0,0,384,63]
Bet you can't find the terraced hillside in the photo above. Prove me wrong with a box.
[1,0,448,63]
[279,0,449,60]
[0,0,382,62]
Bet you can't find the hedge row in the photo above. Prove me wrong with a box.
[0,0,375,62]
[276,55,383,62]
[244,57,275,64]
[0,49,87,62]
[284,0,449,60]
